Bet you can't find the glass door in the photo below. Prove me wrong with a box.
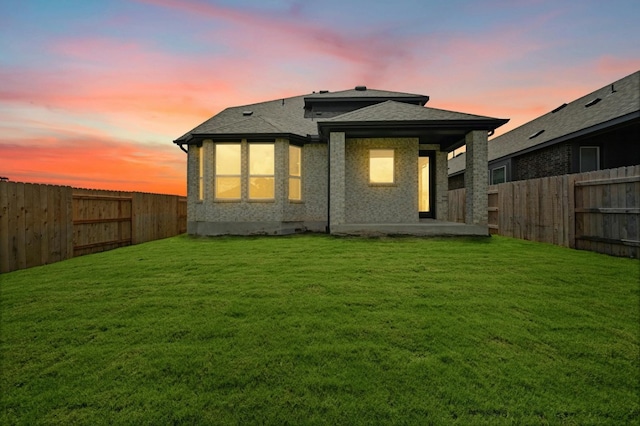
[418,151,434,218]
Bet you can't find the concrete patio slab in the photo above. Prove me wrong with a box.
[330,220,489,237]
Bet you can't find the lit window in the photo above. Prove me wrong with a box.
[198,145,204,200]
[369,149,394,183]
[215,144,241,199]
[491,166,506,184]
[289,145,302,201]
[580,146,600,172]
[249,144,275,199]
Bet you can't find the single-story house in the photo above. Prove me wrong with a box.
[449,70,640,188]
[174,87,508,236]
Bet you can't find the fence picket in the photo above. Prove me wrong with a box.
[1,182,187,273]
[446,165,639,258]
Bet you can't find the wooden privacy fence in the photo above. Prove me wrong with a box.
[448,165,639,258]
[1,182,187,273]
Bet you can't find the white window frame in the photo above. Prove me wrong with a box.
[491,166,506,185]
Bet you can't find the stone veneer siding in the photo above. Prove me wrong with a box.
[513,141,572,181]
[344,138,419,224]
[435,149,449,220]
[464,131,488,225]
[187,139,328,235]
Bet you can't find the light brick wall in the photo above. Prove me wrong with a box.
[344,138,419,224]
[299,143,328,222]
[435,150,449,220]
[465,131,488,225]
[329,132,346,225]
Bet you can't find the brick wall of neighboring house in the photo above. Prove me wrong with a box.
[513,142,572,181]
[448,174,465,190]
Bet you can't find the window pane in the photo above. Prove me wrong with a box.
[250,144,274,175]
[289,145,301,176]
[289,178,301,201]
[419,157,429,212]
[249,177,274,199]
[370,149,394,183]
[580,147,599,172]
[215,177,241,199]
[216,144,241,175]
[492,167,505,184]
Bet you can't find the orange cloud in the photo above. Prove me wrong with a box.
[0,137,186,195]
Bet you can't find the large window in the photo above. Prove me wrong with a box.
[369,149,394,184]
[215,144,241,199]
[249,144,275,199]
[580,146,600,172]
[289,145,302,201]
[491,166,506,185]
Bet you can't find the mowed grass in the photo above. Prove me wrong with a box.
[1,235,638,425]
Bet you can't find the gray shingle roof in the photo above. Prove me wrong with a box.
[306,88,426,99]
[448,70,640,175]
[175,88,506,144]
[320,100,502,122]
[174,94,317,141]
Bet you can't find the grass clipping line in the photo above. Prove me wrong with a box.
[1,234,638,425]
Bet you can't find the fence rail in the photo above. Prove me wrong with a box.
[1,182,187,273]
[448,165,640,258]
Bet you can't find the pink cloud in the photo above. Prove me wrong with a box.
[138,0,415,85]
[595,56,640,78]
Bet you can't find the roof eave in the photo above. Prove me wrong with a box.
[317,119,509,136]
[304,95,430,106]
[173,132,313,145]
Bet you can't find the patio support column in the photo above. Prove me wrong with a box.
[329,132,346,227]
[435,150,449,220]
[464,130,488,225]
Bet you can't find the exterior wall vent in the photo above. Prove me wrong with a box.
[355,85,367,91]
[551,103,567,113]
[242,111,253,116]
[529,129,545,139]
[585,98,601,107]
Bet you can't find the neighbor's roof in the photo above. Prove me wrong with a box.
[448,70,640,175]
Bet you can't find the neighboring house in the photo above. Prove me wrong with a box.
[174,87,507,236]
[449,70,640,189]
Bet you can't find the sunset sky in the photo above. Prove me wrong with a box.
[1,0,639,195]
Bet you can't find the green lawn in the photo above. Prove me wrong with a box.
[1,234,638,425]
